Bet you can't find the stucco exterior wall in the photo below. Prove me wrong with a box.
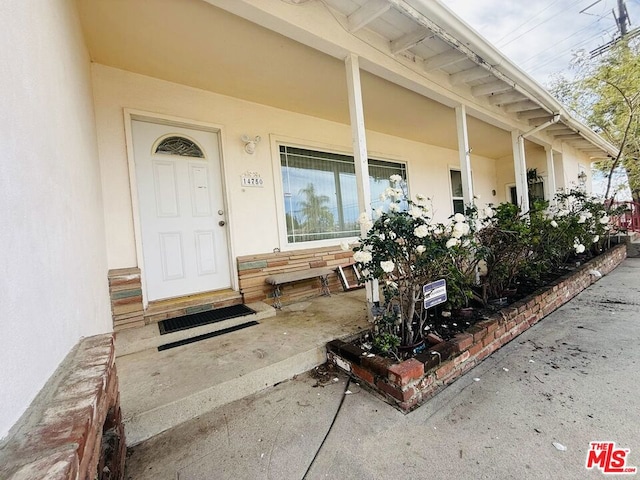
[92,64,498,269]
[493,141,593,205]
[0,1,111,439]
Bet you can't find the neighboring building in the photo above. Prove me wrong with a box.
[0,0,617,439]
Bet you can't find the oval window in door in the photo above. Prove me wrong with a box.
[154,135,204,158]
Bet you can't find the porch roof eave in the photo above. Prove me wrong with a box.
[206,0,618,160]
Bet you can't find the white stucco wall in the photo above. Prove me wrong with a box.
[0,1,111,439]
[92,64,498,270]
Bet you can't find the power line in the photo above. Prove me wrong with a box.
[527,26,617,73]
[520,16,609,66]
[526,26,616,72]
[493,0,562,45]
[499,0,586,47]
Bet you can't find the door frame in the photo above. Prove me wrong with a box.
[123,109,237,308]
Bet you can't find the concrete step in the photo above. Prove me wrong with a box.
[144,289,244,324]
[115,301,275,357]
[115,291,370,445]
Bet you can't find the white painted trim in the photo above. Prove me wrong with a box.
[545,146,557,204]
[448,166,466,216]
[511,130,529,213]
[455,104,474,206]
[123,109,238,308]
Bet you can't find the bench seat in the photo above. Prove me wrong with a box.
[265,267,333,308]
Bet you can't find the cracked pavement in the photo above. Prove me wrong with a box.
[125,258,640,480]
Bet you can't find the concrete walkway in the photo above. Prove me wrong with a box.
[125,258,640,479]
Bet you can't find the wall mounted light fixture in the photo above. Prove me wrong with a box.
[241,135,261,154]
[578,171,587,184]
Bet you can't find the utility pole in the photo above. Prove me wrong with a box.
[614,0,630,37]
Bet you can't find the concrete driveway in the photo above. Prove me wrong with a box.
[126,258,640,479]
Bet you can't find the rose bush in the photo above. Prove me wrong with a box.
[350,178,620,359]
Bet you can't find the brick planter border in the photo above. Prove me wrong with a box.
[327,243,627,412]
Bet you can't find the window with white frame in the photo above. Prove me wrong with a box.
[279,145,407,244]
[450,169,464,214]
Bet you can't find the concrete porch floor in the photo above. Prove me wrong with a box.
[116,289,370,445]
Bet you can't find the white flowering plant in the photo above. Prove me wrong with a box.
[545,189,620,262]
[476,189,620,304]
[352,177,477,354]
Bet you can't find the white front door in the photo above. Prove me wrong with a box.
[132,120,231,301]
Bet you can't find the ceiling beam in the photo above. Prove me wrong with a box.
[423,49,467,70]
[390,28,430,54]
[449,67,493,85]
[471,80,513,96]
[487,91,525,105]
[348,0,392,32]
[518,110,551,121]
[544,123,573,131]
[504,101,542,113]
[553,134,582,140]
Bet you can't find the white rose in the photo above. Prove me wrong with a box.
[550,220,558,228]
[483,207,494,218]
[584,211,593,219]
[353,250,372,263]
[414,225,429,238]
[574,244,586,254]
[416,245,426,254]
[593,235,600,243]
[340,241,350,251]
[389,231,397,240]
[578,215,586,224]
[446,238,460,249]
[374,207,383,218]
[452,222,469,238]
[409,206,423,219]
[389,202,400,212]
[599,215,610,224]
[380,260,395,273]
[454,213,466,223]
[378,233,385,241]
[389,174,402,184]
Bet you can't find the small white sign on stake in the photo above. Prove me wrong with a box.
[423,279,447,309]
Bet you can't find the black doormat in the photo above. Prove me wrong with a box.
[158,304,256,335]
[158,320,259,351]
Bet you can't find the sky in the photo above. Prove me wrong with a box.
[445,0,640,87]
[445,0,637,199]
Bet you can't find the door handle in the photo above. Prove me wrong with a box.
[218,221,226,227]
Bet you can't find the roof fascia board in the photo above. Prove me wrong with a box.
[407,0,618,156]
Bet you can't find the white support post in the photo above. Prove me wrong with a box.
[455,105,474,207]
[545,146,557,206]
[511,130,530,213]
[345,53,378,304]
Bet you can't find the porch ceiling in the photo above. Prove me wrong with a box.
[76,0,511,158]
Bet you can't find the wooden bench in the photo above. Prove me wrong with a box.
[265,267,333,308]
